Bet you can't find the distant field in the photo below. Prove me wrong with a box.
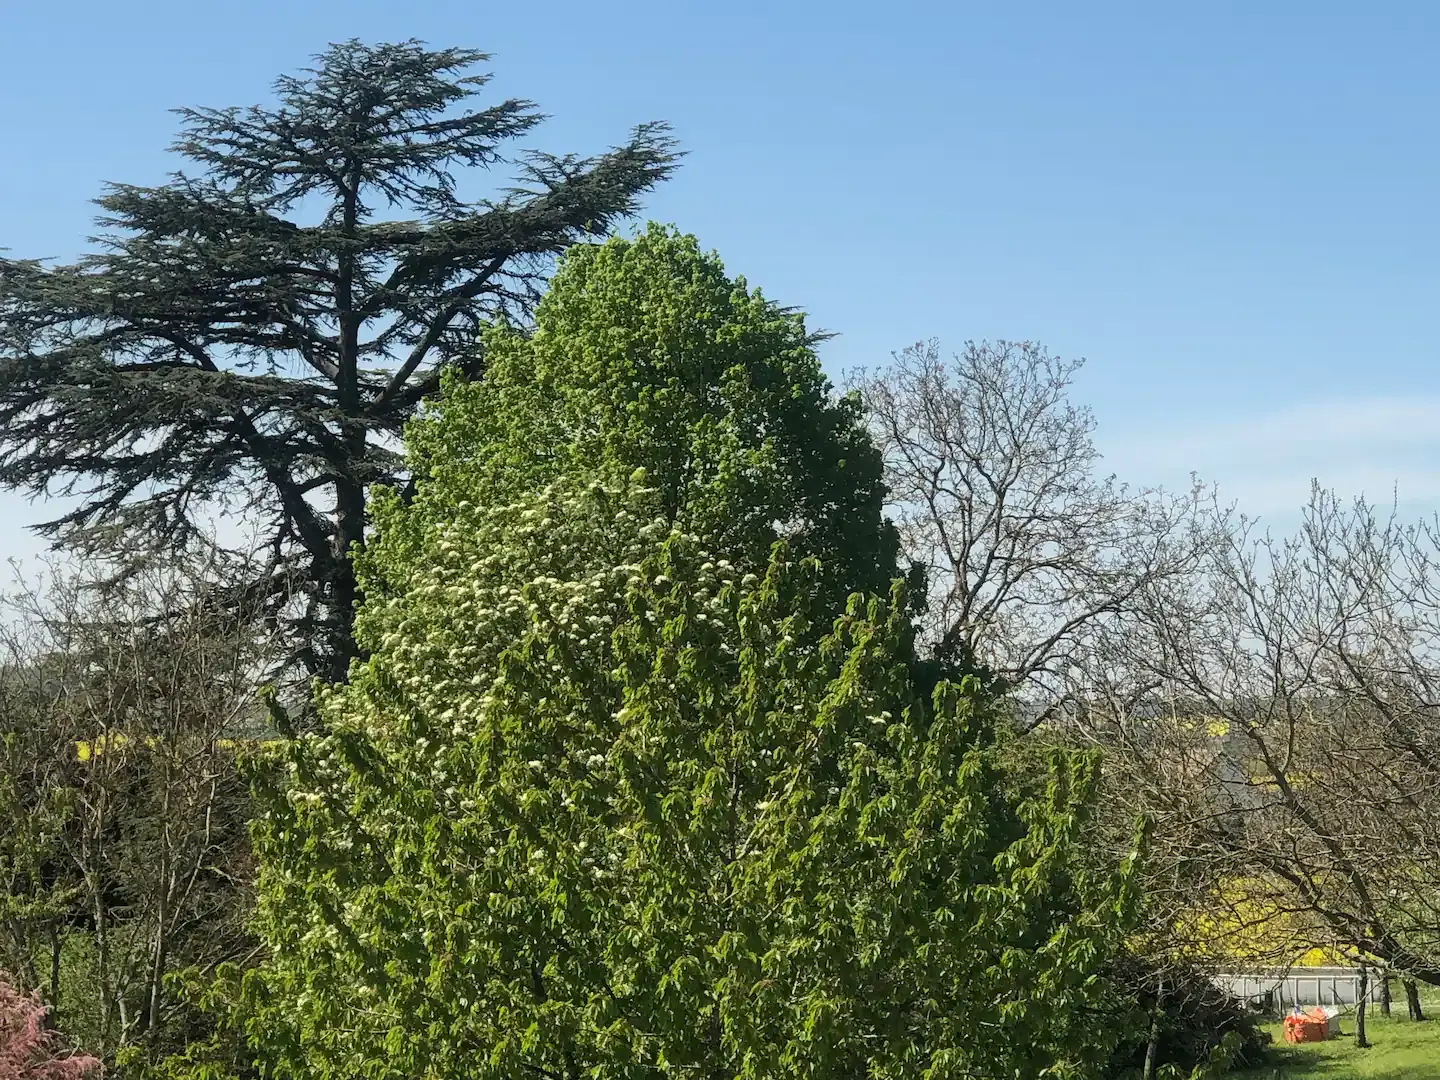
[1232,1009,1440,1079]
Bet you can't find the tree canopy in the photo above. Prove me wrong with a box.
[214,476,1143,1080]
[159,233,1150,1080]
[846,339,1212,712]
[0,39,679,684]
[392,224,905,621]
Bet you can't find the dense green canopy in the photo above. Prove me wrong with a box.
[157,231,1149,1080]
[221,476,1142,1080]
[390,224,906,621]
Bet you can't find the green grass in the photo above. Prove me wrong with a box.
[1231,1011,1440,1079]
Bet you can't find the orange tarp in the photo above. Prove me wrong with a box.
[1283,1009,1331,1044]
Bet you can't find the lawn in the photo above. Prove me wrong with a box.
[1231,1011,1440,1079]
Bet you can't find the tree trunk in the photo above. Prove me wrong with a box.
[1142,978,1164,1080]
[324,169,366,689]
[326,480,365,685]
[1380,973,1391,1017]
[1405,978,1425,1021]
[48,925,61,1008]
[142,775,173,1038]
[1356,965,1370,1049]
[90,781,115,1054]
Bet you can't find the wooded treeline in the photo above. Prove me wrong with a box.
[0,38,1434,1080]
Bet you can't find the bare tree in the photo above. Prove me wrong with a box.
[848,339,1213,714]
[1078,485,1440,987]
[0,545,286,1066]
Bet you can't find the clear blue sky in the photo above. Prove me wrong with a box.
[1,0,1437,563]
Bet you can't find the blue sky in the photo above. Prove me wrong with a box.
[1,0,1437,564]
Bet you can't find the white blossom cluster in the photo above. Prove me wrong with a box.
[295,480,757,834]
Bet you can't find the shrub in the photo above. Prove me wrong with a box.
[0,976,102,1079]
[1106,956,1269,1077]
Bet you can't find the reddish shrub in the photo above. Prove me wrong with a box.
[0,978,101,1080]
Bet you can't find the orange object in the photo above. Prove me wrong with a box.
[1283,1009,1331,1044]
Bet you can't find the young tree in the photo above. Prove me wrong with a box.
[0,40,678,684]
[216,477,1144,1080]
[0,977,102,1079]
[847,340,1212,715]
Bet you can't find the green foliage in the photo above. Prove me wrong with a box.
[180,470,1143,1080]
[1170,1031,1244,1080]
[394,224,905,623]
[47,933,103,1055]
[155,229,1146,1080]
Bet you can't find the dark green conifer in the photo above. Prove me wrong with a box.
[0,40,679,683]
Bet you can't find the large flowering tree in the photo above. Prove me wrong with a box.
[169,230,1144,1080]
[393,223,910,626]
[228,479,1141,1080]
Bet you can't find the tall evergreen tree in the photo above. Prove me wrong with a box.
[0,40,679,684]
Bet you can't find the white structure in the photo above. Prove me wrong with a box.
[1212,967,1384,1012]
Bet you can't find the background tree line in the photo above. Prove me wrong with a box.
[1,35,1434,1080]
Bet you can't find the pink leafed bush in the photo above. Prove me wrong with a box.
[0,977,101,1080]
